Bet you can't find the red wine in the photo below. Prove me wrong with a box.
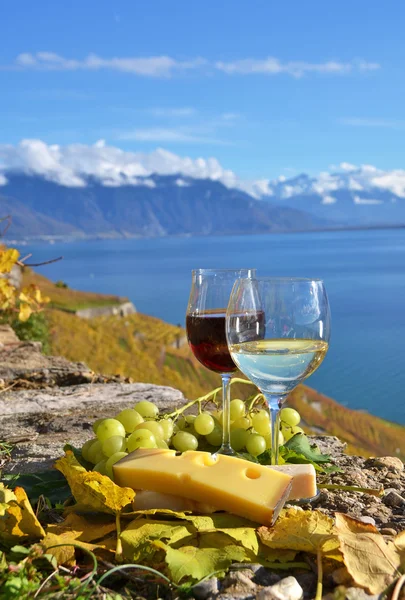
[186,311,236,373]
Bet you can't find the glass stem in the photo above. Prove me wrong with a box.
[265,394,282,465]
[219,373,233,454]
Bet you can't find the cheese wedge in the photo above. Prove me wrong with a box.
[113,448,292,525]
[132,490,218,513]
[269,464,317,500]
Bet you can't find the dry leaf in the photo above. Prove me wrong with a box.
[55,451,135,514]
[258,507,339,555]
[394,530,405,553]
[334,513,402,595]
[0,486,45,543]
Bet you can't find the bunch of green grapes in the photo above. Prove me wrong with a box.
[80,398,304,478]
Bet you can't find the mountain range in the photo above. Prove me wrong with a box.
[1,168,404,240]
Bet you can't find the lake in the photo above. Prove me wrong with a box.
[18,229,405,425]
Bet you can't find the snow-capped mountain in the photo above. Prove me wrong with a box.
[261,164,405,226]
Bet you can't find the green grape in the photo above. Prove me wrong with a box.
[127,429,157,452]
[156,438,169,449]
[92,418,104,434]
[194,412,215,435]
[246,433,266,457]
[87,440,105,465]
[173,424,180,434]
[281,425,303,442]
[102,435,126,457]
[211,410,223,425]
[280,407,301,427]
[172,431,198,452]
[230,428,249,451]
[135,421,164,440]
[116,408,144,433]
[265,430,285,449]
[177,414,196,431]
[230,399,245,420]
[93,459,107,475]
[134,400,159,419]
[81,438,96,462]
[251,410,271,436]
[205,425,223,447]
[106,452,128,479]
[231,416,251,431]
[159,419,174,442]
[96,418,126,442]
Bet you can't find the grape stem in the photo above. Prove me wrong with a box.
[165,378,256,420]
[248,392,265,411]
[318,483,384,497]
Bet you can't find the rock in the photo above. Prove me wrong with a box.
[382,490,405,508]
[76,301,136,319]
[356,516,376,526]
[345,587,380,600]
[0,382,185,474]
[380,527,397,536]
[192,577,218,599]
[370,457,404,471]
[257,576,303,600]
[220,570,257,597]
[0,342,93,388]
[253,567,281,587]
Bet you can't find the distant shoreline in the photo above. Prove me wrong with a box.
[8,222,405,245]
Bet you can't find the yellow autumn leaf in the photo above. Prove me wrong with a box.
[0,248,19,273]
[184,513,260,555]
[258,507,339,555]
[394,530,405,553]
[334,513,402,595]
[18,303,33,322]
[0,486,45,543]
[0,483,17,505]
[43,512,117,565]
[55,451,135,514]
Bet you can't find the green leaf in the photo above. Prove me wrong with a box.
[120,519,195,563]
[155,541,251,583]
[1,470,71,505]
[183,513,259,554]
[283,434,332,463]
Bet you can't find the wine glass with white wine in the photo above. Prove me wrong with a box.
[226,277,331,464]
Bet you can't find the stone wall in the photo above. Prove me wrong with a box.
[75,301,136,319]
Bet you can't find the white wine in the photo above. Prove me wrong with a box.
[230,339,328,394]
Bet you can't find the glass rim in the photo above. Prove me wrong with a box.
[237,276,324,283]
[191,268,256,275]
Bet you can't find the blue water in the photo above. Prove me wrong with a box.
[17,229,405,425]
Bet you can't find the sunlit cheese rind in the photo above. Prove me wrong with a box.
[113,448,292,525]
[269,464,317,500]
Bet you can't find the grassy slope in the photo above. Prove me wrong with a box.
[24,270,405,459]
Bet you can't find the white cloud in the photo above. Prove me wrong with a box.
[215,57,380,78]
[175,178,190,187]
[371,171,405,198]
[353,195,383,205]
[117,128,230,145]
[0,174,7,186]
[13,52,205,78]
[322,195,337,204]
[7,52,380,79]
[0,139,255,193]
[340,162,357,171]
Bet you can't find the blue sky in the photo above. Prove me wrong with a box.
[1,0,404,180]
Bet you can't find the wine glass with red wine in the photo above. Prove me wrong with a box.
[186,268,256,455]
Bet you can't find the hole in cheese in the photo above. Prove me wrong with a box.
[245,467,261,480]
[191,453,218,467]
